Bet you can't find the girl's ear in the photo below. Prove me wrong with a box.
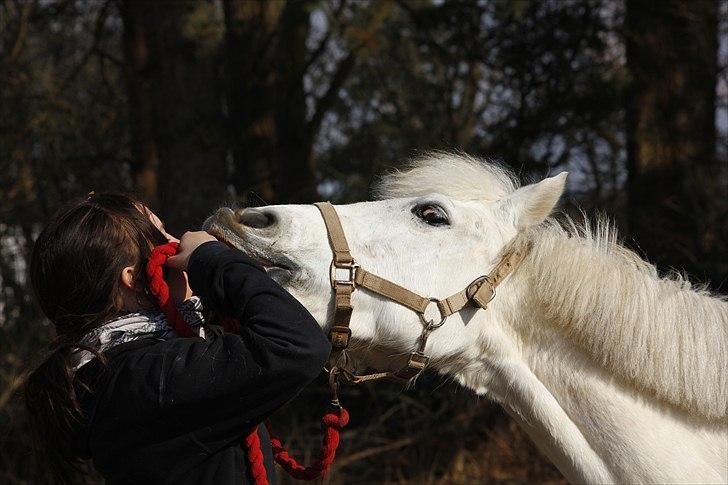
[120,266,136,291]
[500,172,568,230]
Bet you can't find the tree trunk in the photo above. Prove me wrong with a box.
[274,0,318,203]
[223,0,319,204]
[121,0,227,234]
[625,0,724,285]
[121,0,159,209]
[223,0,281,204]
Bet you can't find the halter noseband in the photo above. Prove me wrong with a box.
[314,201,530,392]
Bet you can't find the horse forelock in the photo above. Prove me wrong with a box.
[373,152,519,202]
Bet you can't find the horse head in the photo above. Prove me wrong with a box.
[203,154,566,378]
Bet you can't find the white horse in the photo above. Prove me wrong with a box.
[204,153,727,484]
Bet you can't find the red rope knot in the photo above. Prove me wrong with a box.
[244,428,269,484]
[145,242,196,338]
[321,408,350,429]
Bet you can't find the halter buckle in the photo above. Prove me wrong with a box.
[329,260,359,289]
[466,275,496,309]
[329,325,352,349]
[395,351,429,379]
[407,351,429,371]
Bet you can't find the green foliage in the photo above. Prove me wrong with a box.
[182,1,225,55]
[319,0,625,204]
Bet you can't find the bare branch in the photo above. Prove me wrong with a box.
[332,437,416,469]
[307,52,356,136]
[308,2,393,136]
[3,0,34,64]
[299,0,347,78]
[60,0,113,90]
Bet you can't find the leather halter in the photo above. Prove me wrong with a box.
[314,202,530,395]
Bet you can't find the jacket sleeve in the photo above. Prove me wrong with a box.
[158,241,330,453]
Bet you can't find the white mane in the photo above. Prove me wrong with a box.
[523,221,728,420]
[377,153,728,420]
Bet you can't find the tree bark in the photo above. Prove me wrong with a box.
[121,0,159,209]
[223,0,325,204]
[274,0,318,202]
[121,0,227,234]
[625,0,724,284]
[223,0,281,204]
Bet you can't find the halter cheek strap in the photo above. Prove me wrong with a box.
[314,201,530,386]
[315,201,356,351]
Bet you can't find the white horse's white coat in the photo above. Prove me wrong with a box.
[204,154,728,484]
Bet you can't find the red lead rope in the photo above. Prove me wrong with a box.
[146,242,349,484]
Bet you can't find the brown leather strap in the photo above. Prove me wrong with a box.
[330,284,353,349]
[354,268,430,314]
[438,277,493,317]
[352,242,530,321]
[314,202,354,265]
[436,290,470,318]
[437,244,531,317]
[489,243,531,288]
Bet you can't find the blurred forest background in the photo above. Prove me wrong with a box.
[1,0,726,483]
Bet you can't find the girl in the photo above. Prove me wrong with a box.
[24,192,330,484]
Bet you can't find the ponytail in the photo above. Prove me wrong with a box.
[24,341,105,484]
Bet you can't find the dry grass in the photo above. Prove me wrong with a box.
[272,373,566,485]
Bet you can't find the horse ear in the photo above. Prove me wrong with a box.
[501,172,568,229]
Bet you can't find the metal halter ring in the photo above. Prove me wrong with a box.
[419,297,447,329]
[329,260,359,289]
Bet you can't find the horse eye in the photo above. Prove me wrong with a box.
[413,204,450,226]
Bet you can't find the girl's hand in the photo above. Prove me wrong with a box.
[166,231,218,271]
[139,206,192,302]
[166,267,193,304]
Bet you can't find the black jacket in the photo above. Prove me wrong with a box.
[76,241,331,484]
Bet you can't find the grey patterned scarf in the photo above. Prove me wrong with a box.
[71,296,207,371]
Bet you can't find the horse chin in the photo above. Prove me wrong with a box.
[263,266,295,286]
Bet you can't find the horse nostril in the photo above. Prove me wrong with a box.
[236,208,275,229]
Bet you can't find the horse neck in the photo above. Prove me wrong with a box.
[432,281,619,483]
[434,227,727,484]
[513,224,727,419]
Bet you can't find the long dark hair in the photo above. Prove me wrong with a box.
[24,192,168,483]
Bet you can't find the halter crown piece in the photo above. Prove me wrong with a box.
[313,202,530,388]
[146,243,349,485]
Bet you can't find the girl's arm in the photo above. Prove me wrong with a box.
[188,240,330,368]
[155,240,330,453]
